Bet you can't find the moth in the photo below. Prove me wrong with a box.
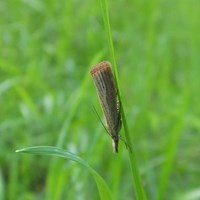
[90,61,122,153]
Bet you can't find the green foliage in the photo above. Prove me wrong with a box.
[16,146,113,200]
[1,0,200,199]
[99,0,146,199]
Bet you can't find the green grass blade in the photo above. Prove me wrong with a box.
[14,86,40,118]
[16,146,113,200]
[157,97,188,200]
[46,52,104,199]
[175,188,200,200]
[0,169,4,200]
[99,0,147,199]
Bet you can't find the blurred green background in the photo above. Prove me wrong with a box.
[1,0,200,199]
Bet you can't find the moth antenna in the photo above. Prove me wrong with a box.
[91,104,112,137]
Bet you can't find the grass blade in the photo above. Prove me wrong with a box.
[157,97,188,200]
[16,146,113,200]
[0,169,4,200]
[99,0,147,199]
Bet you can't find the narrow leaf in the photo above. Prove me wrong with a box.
[16,146,113,200]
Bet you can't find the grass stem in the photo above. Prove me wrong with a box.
[99,0,147,199]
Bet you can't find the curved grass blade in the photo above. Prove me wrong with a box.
[16,146,113,200]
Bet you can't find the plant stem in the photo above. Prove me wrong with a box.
[99,0,147,199]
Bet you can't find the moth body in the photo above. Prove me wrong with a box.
[90,61,121,153]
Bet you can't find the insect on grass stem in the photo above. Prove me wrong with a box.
[90,61,122,153]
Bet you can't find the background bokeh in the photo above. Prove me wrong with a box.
[1,0,200,199]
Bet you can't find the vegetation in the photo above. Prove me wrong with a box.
[1,0,200,199]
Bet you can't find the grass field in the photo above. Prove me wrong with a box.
[1,0,200,199]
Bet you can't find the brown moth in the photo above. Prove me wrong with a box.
[90,61,122,153]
